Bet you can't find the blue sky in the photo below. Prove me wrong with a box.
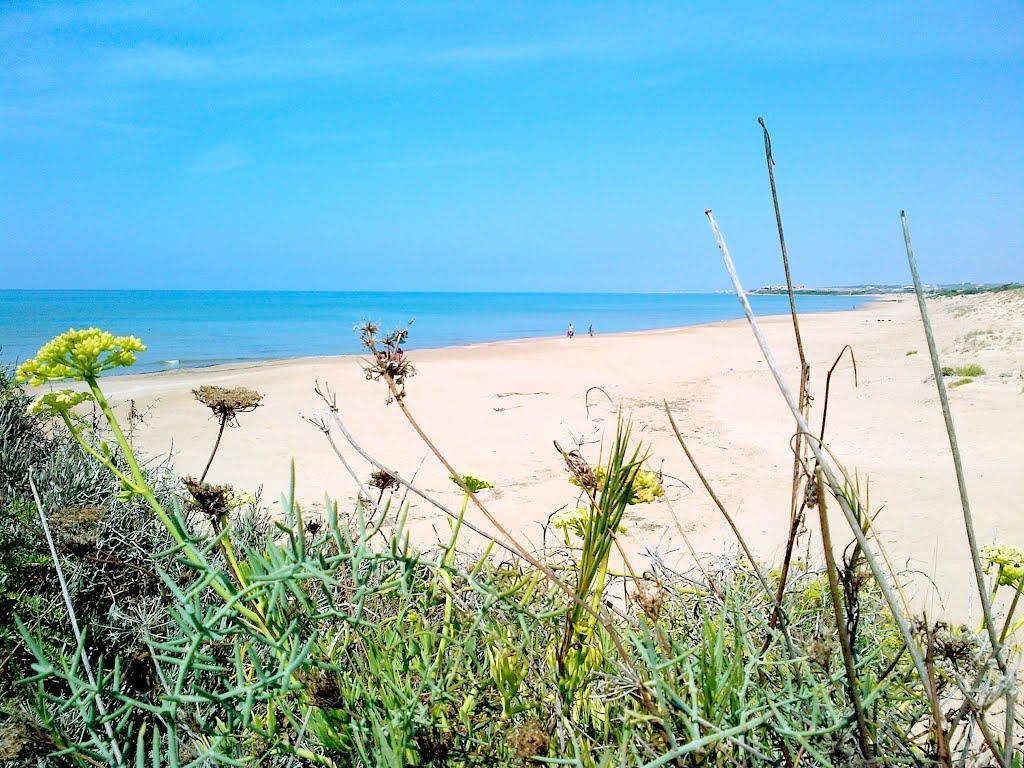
[2,1,1022,291]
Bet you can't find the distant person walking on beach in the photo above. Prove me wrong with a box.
[588,323,594,337]
[566,322,575,338]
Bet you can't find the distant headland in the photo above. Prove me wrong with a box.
[750,282,1023,296]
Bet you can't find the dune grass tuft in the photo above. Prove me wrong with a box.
[941,362,986,377]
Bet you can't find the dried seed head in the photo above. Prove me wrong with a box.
[300,668,345,710]
[557,444,597,489]
[369,468,399,492]
[633,579,668,620]
[804,478,819,509]
[360,322,416,403]
[508,720,549,758]
[192,385,263,423]
[807,637,834,668]
[415,729,451,764]
[915,619,980,669]
[933,624,978,667]
[182,476,233,522]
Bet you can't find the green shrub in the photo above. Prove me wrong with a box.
[956,363,986,377]
[942,363,986,377]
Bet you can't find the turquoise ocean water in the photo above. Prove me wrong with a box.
[2,291,868,375]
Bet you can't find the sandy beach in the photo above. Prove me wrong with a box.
[95,290,1024,619]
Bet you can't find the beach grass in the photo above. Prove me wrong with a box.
[941,363,986,377]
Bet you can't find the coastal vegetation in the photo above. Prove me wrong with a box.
[942,364,986,378]
[949,377,975,388]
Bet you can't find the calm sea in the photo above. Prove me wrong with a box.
[2,291,868,375]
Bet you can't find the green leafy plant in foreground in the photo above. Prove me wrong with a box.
[3,328,1022,767]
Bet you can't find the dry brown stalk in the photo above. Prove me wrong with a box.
[759,118,812,633]
[815,468,873,760]
[818,345,858,444]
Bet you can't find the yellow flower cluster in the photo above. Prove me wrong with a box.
[28,389,94,417]
[570,466,664,505]
[631,469,665,504]
[550,505,627,538]
[983,544,1024,587]
[16,328,146,385]
[551,506,589,538]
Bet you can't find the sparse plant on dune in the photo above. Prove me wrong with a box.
[942,363,986,378]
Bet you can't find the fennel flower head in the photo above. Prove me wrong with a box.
[631,469,665,504]
[550,505,626,538]
[569,466,664,505]
[16,328,146,385]
[29,389,94,418]
[551,506,589,538]
[982,544,1024,587]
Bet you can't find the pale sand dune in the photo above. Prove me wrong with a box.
[94,291,1024,619]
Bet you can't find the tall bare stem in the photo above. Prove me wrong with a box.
[900,210,1012,760]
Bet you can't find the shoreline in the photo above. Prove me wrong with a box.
[104,295,885,382]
